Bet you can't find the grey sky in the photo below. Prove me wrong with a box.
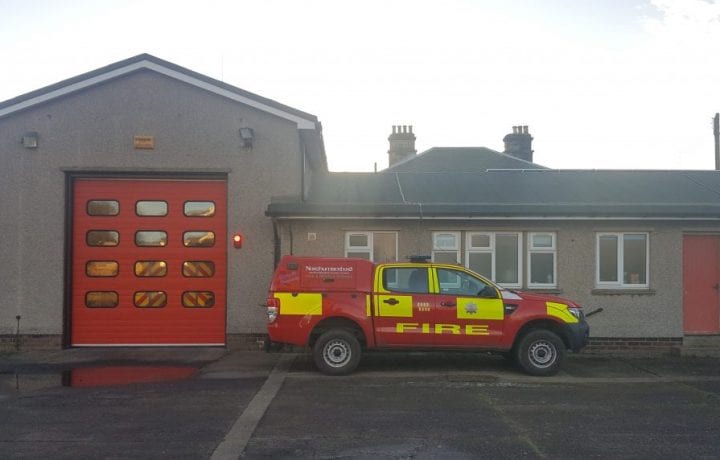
[1,0,718,171]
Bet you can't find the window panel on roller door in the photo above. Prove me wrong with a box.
[184,201,215,217]
[136,201,168,217]
[87,230,119,247]
[135,261,167,277]
[183,261,215,278]
[87,200,119,216]
[184,231,215,247]
[86,261,119,277]
[134,291,167,308]
[182,291,215,308]
[135,231,167,247]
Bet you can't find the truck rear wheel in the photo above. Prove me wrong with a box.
[313,329,361,376]
[515,330,565,376]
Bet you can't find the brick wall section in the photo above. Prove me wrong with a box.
[584,337,682,354]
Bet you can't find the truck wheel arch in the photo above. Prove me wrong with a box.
[309,317,367,349]
[513,319,572,351]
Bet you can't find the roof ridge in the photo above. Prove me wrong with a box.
[0,54,319,126]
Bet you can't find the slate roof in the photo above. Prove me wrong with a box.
[267,169,720,219]
[387,147,547,172]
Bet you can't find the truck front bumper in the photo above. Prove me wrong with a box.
[567,320,590,351]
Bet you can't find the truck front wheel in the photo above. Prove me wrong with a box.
[515,330,565,376]
[313,329,361,376]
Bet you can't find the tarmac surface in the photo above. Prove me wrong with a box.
[1,348,719,459]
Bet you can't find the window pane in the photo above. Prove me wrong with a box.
[184,201,216,217]
[382,268,398,288]
[183,231,215,247]
[470,234,490,248]
[437,269,488,296]
[136,201,168,216]
[599,235,618,282]
[532,234,553,248]
[87,200,119,216]
[384,267,428,293]
[348,234,368,247]
[531,253,555,284]
[496,235,519,284]
[134,261,167,277]
[347,251,370,260]
[134,291,167,308]
[86,291,118,308]
[434,233,457,249]
[87,230,119,247]
[468,253,492,279]
[623,234,647,284]
[182,261,216,277]
[135,231,167,247]
[373,232,397,263]
[182,291,215,308]
[86,261,119,277]
[434,251,458,264]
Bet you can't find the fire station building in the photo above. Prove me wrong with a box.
[0,54,326,347]
[2,54,719,351]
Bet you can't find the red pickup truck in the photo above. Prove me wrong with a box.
[265,256,589,376]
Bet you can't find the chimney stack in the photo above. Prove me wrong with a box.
[388,124,417,167]
[503,125,534,163]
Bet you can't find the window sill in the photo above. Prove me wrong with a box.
[591,289,656,296]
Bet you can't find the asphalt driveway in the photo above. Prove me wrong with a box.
[1,349,719,459]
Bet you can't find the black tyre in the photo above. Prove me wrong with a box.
[515,330,565,376]
[312,329,361,376]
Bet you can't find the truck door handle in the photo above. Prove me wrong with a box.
[440,301,456,307]
[714,283,720,291]
[383,298,400,305]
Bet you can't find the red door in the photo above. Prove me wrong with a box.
[683,235,720,334]
[71,178,227,345]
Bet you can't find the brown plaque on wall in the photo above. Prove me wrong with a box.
[133,136,155,150]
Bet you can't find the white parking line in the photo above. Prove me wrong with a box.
[210,353,295,460]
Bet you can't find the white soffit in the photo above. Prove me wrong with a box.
[0,60,317,130]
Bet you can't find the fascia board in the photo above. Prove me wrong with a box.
[0,59,317,129]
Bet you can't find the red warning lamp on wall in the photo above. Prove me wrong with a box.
[232,233,244,249]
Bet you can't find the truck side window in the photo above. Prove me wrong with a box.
[437,268,496,298]
[383,267,429,294]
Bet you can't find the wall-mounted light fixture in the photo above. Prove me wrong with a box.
[232,232,244,248]
[21,132,39,149]
[239,127,254,148]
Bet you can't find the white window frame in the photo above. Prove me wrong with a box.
[596,232,649,289]
[527,232,557,288]
[466,232,522,289]
[345,231,398,262]
[431,232,461,264]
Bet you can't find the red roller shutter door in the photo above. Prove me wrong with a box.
[71,178,227,345]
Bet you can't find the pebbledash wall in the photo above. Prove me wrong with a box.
[276,218,713,345]
[0,55,324,348]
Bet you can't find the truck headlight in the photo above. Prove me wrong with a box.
[567,307,582,320]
